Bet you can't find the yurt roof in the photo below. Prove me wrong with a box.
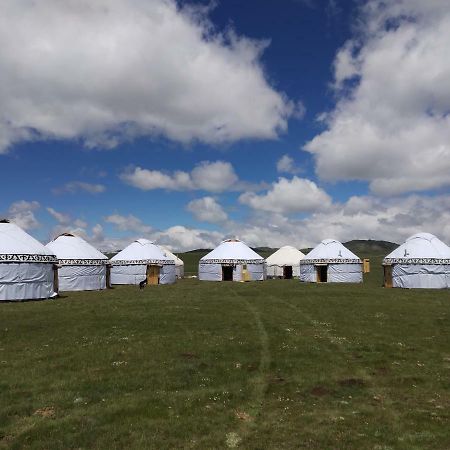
[111,238,174,265]
[301,239,361,263]
[0,220,57,263]
[159,246,184,266]
[384,233,450,263]
[46,233,108,264]
[266,246,305,266]
[200,239,264,264]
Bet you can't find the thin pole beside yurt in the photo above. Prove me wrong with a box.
[46,233,109,291]
[300,239,363,283]
[199,239,265,281]
[265,246,305,279]
[383,233,450,289]
[0,220,58,301]
[159,246,184,279]
[110,239,176,285]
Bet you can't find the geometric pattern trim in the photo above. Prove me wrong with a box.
[111,259,175,266]
[300,258,362,264]
[0,253,58,263]
[200,259,264,264]
[58,259,109,266]
[383,258,450,265]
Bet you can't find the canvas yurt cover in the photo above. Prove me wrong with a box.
[199,239,265,281]
[265,246,305,279]
[46,233,109,291]
[160,246,184,279]
[383,233,450,289]
[0,220,57,301]
[300,239,363,283]
[110,239,176,285]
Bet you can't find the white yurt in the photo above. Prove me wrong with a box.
[265,246,305,279]
[110,239,176,285]
[383,233,450,289]
[300,239,363,283]
[46,233,109,291]
[160,246,184,279]
[0,220,57,301]
[199,239,265,281]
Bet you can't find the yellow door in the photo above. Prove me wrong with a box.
[146,265,160,285]
[384,265,393,288]
[242,264,251,281]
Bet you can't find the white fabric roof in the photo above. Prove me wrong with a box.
[46,234,107,260]
[384,233,450,261]
[0,222,55,256]
[201,239,263,262]
[111,238,173,263]
[159,246,184,266]
[266,246,305,266]
[303,239,361,262]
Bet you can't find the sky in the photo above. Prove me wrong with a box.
[1,0,450,252]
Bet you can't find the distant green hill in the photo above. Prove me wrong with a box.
[343,239,398,257]
[178,240,398,275]
[103,240,398,275]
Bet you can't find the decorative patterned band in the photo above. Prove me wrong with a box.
[383,258,450,265]
[0,253,58,263]
[58,259,109,266]
[111,259,175,266]
[300,259,362,264]
[199,259,264,264]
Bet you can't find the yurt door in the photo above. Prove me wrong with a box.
[383,265,393,288]
[242,264,251,282]
[283,266,293,279]
[53,264,59,294]
[222,265,233,281]
[106,264,111,288]
[316,265,327,282]
[146,265,160,285]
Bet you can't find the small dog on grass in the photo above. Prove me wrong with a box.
[139,279,147,289]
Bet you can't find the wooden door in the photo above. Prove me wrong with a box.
[242,264,251,281]
[146,265,160,285]
[384,265,393,288]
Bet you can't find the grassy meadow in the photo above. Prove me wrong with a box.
[1,251,449,449]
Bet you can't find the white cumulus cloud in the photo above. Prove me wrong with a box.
[304,0,450,195]
[121,160,241,193]
[276,154,301,174]
[53,182,106,195]
[187,197,228,223]
[6,200,40,230]
[0,0,292,152]
[105,214,153,234]
[239,176,332,214]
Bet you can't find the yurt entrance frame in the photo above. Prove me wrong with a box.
[146,264,160,285]
[283,266,293,279]
[383,265,393,288]
[315,264,328,283]
[222,265,234,281]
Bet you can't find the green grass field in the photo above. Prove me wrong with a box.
[1,254,449,449]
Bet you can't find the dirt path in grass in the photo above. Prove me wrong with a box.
[227,286,271,446]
